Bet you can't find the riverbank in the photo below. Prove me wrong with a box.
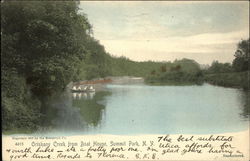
[144,70,249,90]
[204,71,249,90]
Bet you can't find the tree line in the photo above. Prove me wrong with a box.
[204,39,249,89]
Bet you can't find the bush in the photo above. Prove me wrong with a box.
[204,72,249,90]
[2,69,41,131]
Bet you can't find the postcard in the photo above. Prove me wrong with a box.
[2,1,249,161]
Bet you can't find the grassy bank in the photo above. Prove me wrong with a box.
[204,71,249,90]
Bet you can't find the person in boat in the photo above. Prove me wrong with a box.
[77,86,82,91]
[88,85,95,92]
[83,86,88,91]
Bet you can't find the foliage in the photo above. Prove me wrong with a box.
[203,38,249,90]
[2,1,93,96]
[107,56,166,77]
[78,38,112,80]
[1,1,92,131]
[146,59,204,84]
[206,61,233,74]
[232,39,249,72]
[2,69,41,131]
[204,72,249,90]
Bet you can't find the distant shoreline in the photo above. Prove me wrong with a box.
[72,76,144,86]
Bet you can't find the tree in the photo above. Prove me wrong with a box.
[160,65,166,72]
[233,39,249,72]
[208,61,233,73]
[1,1,92,96]
[1,1,94,130]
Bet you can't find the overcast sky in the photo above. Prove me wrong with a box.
[79,1,249,64]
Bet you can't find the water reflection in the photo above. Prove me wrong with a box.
[37,84,248,135]
[240,90,250,119]
[38,90,110,135]
[72,91,110,127]
[38,92,86,134]
[72,92,95,100]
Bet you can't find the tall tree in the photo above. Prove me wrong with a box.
[232,39,249,72]
[1,1,93,130]
[2,1,92,96]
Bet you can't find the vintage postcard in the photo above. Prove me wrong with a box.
[1,1,249,161]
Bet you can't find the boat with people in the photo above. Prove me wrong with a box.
[88,85,95,92]
[71,85,95,93]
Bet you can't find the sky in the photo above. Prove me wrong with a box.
[79,1,249,65]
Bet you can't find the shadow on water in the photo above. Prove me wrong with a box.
[240,90,250,120]
[72,91,111,127]
[5,84,248,135]
[40,92,85,133]
[38,90,111,134]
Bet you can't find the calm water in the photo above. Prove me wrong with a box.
[38,83,249,135]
